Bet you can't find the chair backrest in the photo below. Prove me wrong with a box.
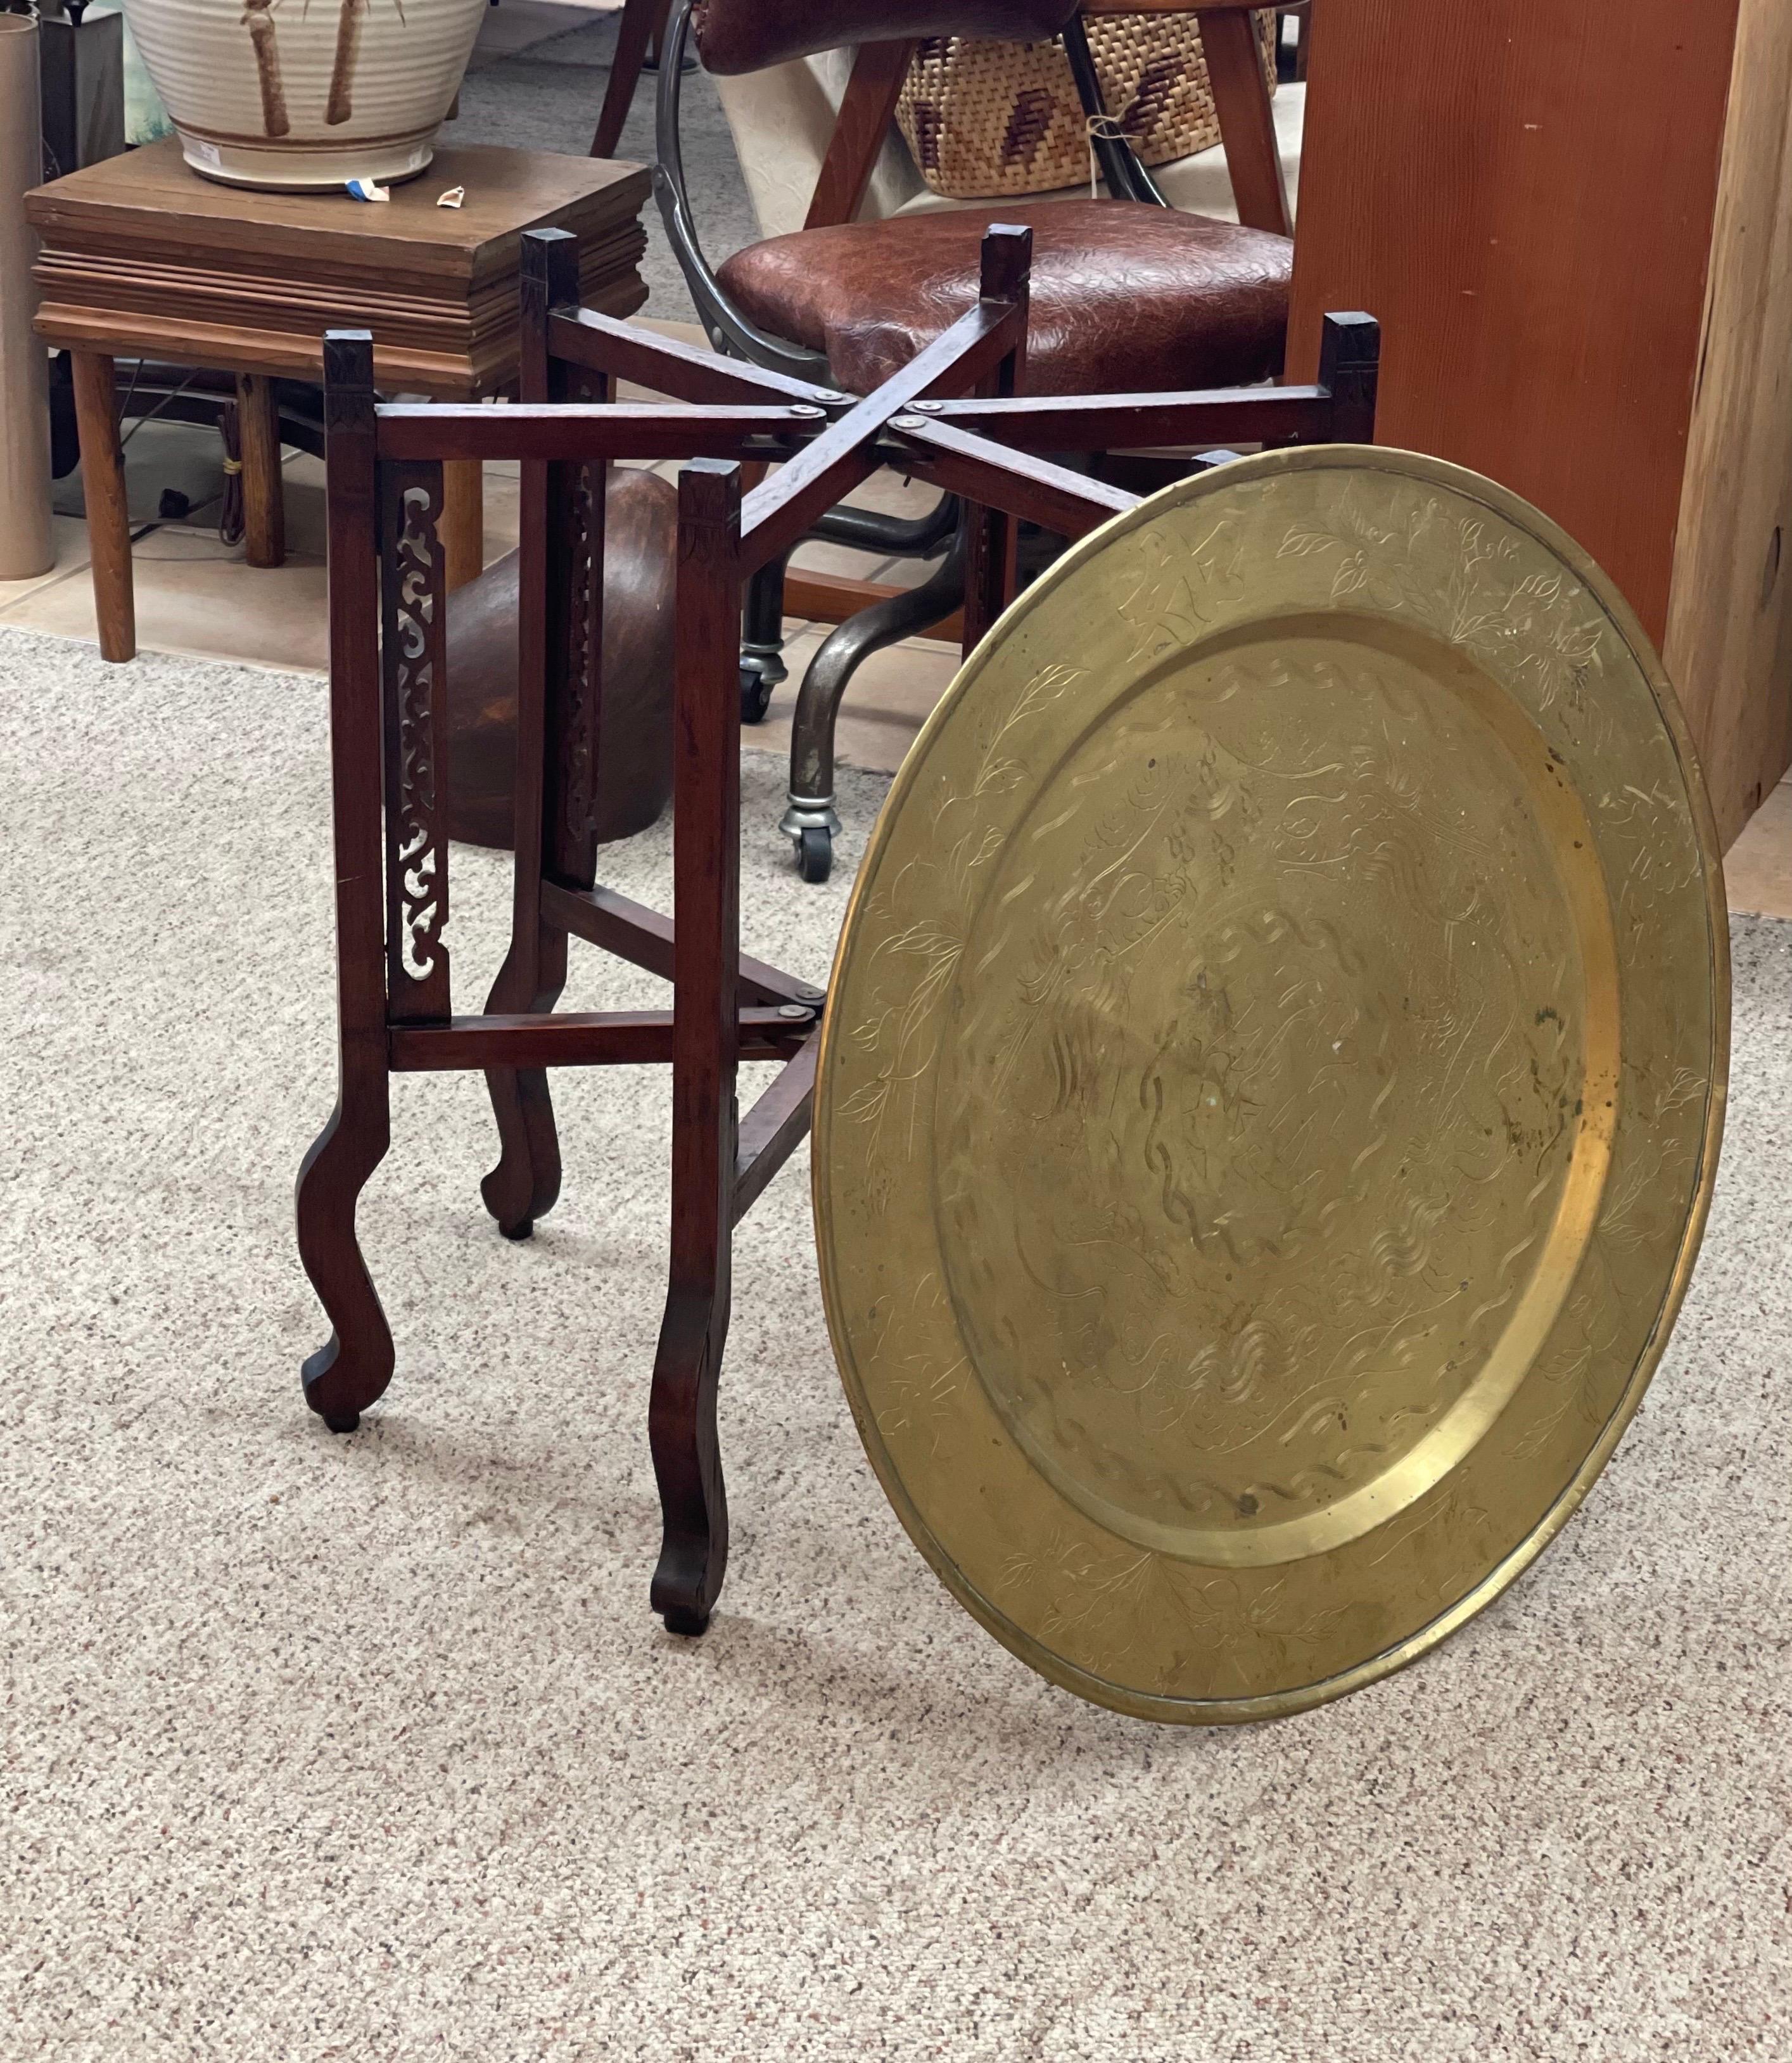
[799,3,1292,236]
[694,0,1080,77]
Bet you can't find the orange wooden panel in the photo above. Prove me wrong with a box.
[1287,0,1742,645]
[1662,0,1792,843]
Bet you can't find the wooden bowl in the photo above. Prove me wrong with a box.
[445,464,677,850]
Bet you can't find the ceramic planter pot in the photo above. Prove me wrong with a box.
[119,0,487,190]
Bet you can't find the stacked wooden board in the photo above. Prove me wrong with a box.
[29,141,650,396]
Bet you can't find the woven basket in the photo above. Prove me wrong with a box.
[897,12,1277,201]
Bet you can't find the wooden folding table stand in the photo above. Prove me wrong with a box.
[299,224,1379,1634]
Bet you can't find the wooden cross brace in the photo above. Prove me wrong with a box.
[297,222,1379,1635]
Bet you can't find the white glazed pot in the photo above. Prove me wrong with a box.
[120,0,487,190]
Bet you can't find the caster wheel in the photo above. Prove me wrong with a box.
[501,1217,534,1242]
[740,665,775,725]
[796,824,834,883]
[324,1410,360,1435]
[661,1604,712,1638]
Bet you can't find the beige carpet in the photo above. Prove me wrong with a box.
[1,626,1787,2060]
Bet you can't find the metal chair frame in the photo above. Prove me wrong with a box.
[650,0,1205,881]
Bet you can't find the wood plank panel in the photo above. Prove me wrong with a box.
[1287,0,1742,646]
[1662,0,1792,844]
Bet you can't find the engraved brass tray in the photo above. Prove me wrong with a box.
[813,449,1728,1724]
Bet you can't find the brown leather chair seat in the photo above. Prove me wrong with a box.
[716,198,1292,397]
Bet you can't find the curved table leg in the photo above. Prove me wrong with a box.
[649,459,742,1633]
[296,1083,393,1432]
[649,1282,730,1633]
[480,929,568,1241]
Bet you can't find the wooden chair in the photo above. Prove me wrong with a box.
[296,217,1377,1637]
[654,0,1300,880]
[589,0,674,160]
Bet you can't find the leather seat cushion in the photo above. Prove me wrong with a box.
[716,200,1292,396]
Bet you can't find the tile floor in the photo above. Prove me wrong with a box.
[1722,784,1792,919]
[6,304,1788,916]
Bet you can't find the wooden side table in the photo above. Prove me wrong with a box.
[26,140,651,662]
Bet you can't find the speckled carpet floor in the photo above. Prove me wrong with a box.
[1,627,1786,2059]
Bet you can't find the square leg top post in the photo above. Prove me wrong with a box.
[1318,312,1382,444]
[522,227,585,407]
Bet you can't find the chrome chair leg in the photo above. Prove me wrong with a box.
[782,526,967,884]
[740,554,789,723]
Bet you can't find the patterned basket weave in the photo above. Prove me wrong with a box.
[896,12,1278,200]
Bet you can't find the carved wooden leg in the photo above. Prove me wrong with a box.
[481,231,594,1241]
[649,460,742,1635]
[478,562,565,1253]
[296,1080,393,1431]
[480,948,566,1241]
[477,560,568,1238]
[298,333,395,1431]
[650,1268,732,1634]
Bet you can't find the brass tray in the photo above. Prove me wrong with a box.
[813,449,1728,1724]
